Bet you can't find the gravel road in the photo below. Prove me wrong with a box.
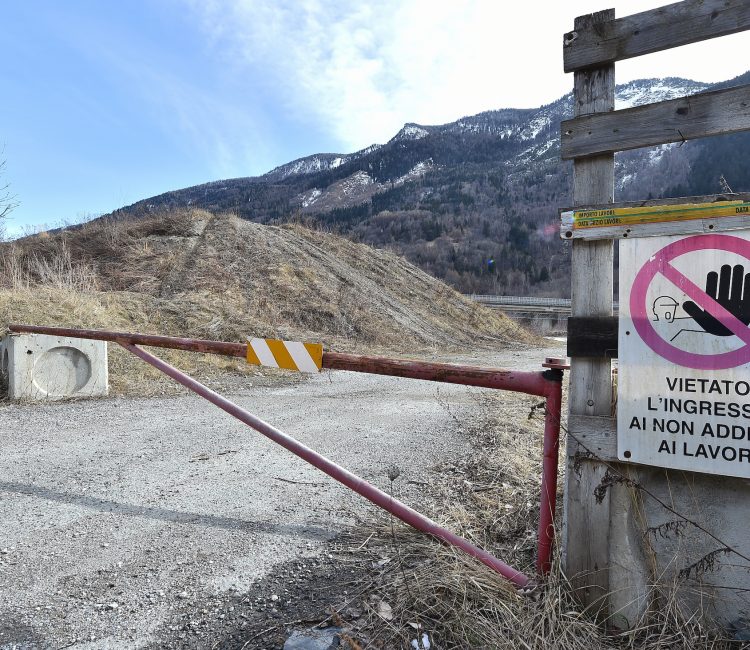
[0,343,564,648]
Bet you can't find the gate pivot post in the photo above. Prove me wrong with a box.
[538,363,564,574]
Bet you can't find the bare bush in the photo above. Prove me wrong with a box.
[0,157,19,240]
[0,240,98,291]
[339,390,740,649]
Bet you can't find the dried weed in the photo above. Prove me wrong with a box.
[338,391,741,649]
[0,209,535,396]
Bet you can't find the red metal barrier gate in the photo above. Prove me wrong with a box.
[9,324,565,588]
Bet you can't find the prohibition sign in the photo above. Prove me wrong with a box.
[630,234,750,370]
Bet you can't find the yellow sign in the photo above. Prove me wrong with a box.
[561,200,750,231]
[246,338,323,373]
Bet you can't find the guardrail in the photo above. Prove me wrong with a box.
[469,295,572,308]
[469,295,620,312]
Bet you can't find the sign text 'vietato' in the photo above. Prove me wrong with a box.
[618,232,750,479]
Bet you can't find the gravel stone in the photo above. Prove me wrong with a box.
[0,345,562,647]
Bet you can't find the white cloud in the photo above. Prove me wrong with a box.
[186,0,749,153]
[187,0,550,150]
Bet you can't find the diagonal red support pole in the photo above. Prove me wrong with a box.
[9,324,563,578]
[120,342,532,589]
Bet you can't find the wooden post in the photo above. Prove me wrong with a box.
[563,9,615,612]
[560,1,750,627]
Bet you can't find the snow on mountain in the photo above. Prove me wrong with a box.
[269,155,336,180]
[300,188,322,208]
[260,76,714,217]
[294,159,435,212]
[296,170,382,212]
[452,119,496,134]
[648,142,676,165]
[505,78,709,183]
[339,170,376,193]
[514,138,558,168]
[392,123,431,141]
[519,113,554,141]
[263,143,381,181]
[393,159,434,185]
[615,78,708,109]
[446,108,533,138]
[267,76,708,188]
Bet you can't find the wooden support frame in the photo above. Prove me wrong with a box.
[561,84,750,159]
[567,415,618,462]
[563,0,750,72]
[562,0,750,619]
[564,8,615,613]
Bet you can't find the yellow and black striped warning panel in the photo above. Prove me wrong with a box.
[246,338,323,373]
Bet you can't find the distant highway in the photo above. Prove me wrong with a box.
[468,295,620,315]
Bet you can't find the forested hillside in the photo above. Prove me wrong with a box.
[108,73,750,297]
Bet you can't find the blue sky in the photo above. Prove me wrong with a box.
[3,1,749,237]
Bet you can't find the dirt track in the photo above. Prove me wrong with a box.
[0,343,563,648]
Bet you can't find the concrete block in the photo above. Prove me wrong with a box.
[638,468,750,633]
[602,465,750,635]
[0,333,108,401]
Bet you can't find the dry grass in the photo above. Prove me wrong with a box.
[334,391,741,649]
[0,287,262,395]
[0,240,98,292]
[1,213,738,646]
[1,209,535,395]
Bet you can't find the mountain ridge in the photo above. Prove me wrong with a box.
[107,72,750,296]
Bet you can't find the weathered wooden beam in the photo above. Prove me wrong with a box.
[564,0,750,73]
[563,193,750,213]
[567,414,618,463]
[567,316,618,358]
[564,8,615,613]
[561,83,750,159]
[560,193,750,240]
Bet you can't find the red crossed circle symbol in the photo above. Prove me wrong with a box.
[630,234,750,370]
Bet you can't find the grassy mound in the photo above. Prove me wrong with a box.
[1,209,534,393]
